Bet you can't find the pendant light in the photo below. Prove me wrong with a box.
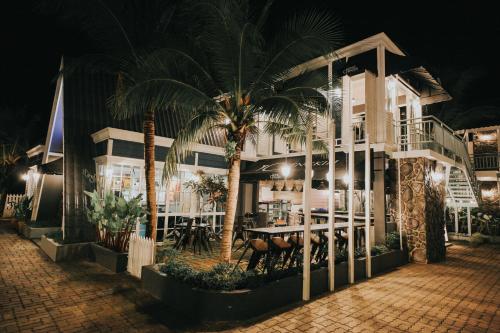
[291,182,298,192]
[281,181,289,191]
[271,181,278,191]
[317,180,328,190]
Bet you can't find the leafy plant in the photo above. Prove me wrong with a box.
[386,231,400,250]
[12,196,32,221]
[371,244,390,256]
[84,190,147,252]
[184,172,228,205]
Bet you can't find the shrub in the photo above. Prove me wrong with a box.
[335,248,347,263]
[371,244,390,256]
[386,231,400,250]
[158,251,255,291]
[354,247,366,259]
[12,196,32,221]
[84,190,147,252]
[470,232,485,247]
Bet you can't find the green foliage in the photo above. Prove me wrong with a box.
[45,230,64,244]
[371,244,390,256]
[354,247,366,259]
[386,231,400,250]
[224,140,237,162]
[335,248,347,263]
[12,196,32,221]
[184,172,228,205]
[84,190,147,252]
[158,251,255,291]
[470,232,485,247]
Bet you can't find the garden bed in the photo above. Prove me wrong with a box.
[89,243,128,273]
[22,224,61,239]
[39,235,92,262]
[142,250,407,322]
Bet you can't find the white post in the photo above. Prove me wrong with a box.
[348,126,355,284]
[398,158,403,250]
[467,207,471,236]
[364,134,371,278]
[302,125,313,301]
[454,208,459,234]
[328,120,336,291]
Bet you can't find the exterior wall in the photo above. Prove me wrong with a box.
[394,157,446,263]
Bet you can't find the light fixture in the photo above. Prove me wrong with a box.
[291,183,298,192]
[343,174,351,184]
[20,173,28,181]
[280,163,291,178]
[224,117,231,125]
[431,171,444,183]
[281,181,289,191]
[317,181,328,190]
[478,133,495,141]
[482,189,494,198]
[271,182,278,191]
[333,87,342,96]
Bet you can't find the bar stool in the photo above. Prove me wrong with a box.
[270,237,293,270]
[245,239,269,271]
[288,234,303,267]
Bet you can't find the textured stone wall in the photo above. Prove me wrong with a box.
[390,157,446,263]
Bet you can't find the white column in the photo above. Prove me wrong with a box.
[454,208,459,233]
[302,125,313,301]
[364,134,371,278]
[398,158,403,250]
[467,207,471,236]
[348,126,355,284]
[341,75,352,147]
[328,120,336,291]
[376,44,386,143]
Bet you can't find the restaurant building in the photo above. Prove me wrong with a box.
[26,33,479,262]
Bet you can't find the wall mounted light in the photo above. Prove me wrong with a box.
[20,173,28,181]
[281,181,289,191]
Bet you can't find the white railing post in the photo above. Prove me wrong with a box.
[127,231,155,279]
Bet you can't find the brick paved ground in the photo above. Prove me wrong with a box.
[1,222,499,333]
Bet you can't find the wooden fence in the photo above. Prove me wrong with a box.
[127,226,155,278]
[2,194,24,218]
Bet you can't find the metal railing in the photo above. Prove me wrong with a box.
[473,153,500,170]
[394,115,479,199]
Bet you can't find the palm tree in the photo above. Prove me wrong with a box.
[115,0,342,261]
[50,0,182,240]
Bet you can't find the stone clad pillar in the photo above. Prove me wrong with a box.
[398,157,446,263]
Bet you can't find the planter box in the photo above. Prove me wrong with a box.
[17,220,25,234]
[22,225,61,239]
[141,250,407,322]
[90,243,128,273]
[39,235,92,262]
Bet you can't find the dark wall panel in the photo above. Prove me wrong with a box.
[198,153,227,169]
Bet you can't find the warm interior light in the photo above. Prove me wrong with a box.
[21,173,28,181]
[280,164,291,178]
[224,117,231,125]
[478,133,495,141]
[482,189,495,198]
[343,174,350,184]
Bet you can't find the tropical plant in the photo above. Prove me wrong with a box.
[371,244,390,256]
[12,196,32,221]
[386,231,400,250]
[115,0,342,261]
[184,171,228,208]
[84,190,147,252]
[46,0,183,241]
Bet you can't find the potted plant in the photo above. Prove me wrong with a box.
[11,196,32,234]
[84,190,148,272]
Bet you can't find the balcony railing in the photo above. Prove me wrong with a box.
[352,114,365,143]
[394,115,479,198]
[473,153,500,170]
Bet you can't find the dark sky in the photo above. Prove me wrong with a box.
[1,0,499,148]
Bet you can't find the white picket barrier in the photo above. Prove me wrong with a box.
[127,229,155,278]
[2,194,24,218]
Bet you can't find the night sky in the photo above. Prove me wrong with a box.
[1,0,499,149]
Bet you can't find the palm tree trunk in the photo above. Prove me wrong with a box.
[220,156,241,262]
[144,110,157,241]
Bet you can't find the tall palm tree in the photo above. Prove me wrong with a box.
[50,0,181,240]
[115,0,342,261]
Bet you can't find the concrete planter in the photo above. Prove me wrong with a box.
[39,235,92,262]
[90,243,128,273]
[22,225,61,239]
[141,250,407,322]
[17,220,25,234]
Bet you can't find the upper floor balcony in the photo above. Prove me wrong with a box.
[473,153,500,171]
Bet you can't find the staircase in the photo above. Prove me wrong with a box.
[446,166,478,208]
